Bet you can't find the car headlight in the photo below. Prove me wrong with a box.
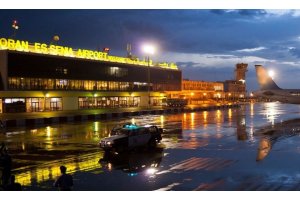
[106,141,113,146]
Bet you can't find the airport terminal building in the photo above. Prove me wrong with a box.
[0,38,181,113]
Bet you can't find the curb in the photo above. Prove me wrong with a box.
[3,104,240,128]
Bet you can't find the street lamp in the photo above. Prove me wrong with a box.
[11,20,19,39]
[142,44,155,108]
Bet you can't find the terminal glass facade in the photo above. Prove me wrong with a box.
[78,96,140,109]
[0,50,181,113]
[5,52,181,92]
[8,77,140,91]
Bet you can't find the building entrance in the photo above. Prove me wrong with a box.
[50,102,58,111]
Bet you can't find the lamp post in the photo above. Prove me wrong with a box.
[11,20,19,39]
[142,44,155,109]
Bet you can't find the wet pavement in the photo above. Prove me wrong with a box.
[2,102,300,190]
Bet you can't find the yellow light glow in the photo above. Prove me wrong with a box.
[228,109,232,119]
[203,111,207,120]
[15,152,103,186]
[30,129,38,135]
[131,118,135,125]
[190,112,195,129]
[160,115,164,128]
[94,121,99,132]
[46,126,51,137]
[203,111,208,128]
[22,143,25,151]
[108,163,112,171]
[216,110,221,119]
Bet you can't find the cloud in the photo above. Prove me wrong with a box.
[3,9,300,90]
[279,61,300,66]
[158,52,275,68]
[210,9,267,17]
[235,47,267,52]
[265,9,300,17]
[288,47,300,58]
[265,9,292,17]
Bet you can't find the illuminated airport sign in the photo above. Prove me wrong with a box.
[0,38,178,70]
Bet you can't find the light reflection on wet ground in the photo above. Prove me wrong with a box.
[2,102,300,190]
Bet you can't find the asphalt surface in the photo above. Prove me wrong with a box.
[2,102,299,191]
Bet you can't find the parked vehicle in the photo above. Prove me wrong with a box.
[99,124,163,153]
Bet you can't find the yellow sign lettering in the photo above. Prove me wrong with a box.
[34,43,41,52]
[0,38,7,48]
[63,47,73,56]
[41,43,48,53]
[7,39,15,50]
[56,46,64,56]
[77,49,83,57]
[49,45,57,55]
[0,37,177,70]
[21,41,29,51]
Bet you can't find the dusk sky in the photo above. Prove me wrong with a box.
[1,9,300,92]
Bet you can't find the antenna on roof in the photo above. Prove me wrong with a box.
[126,43,138,61]
[127,43,132,58]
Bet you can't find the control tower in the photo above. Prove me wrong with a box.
[235,63,248,82]
[224,63,248,99]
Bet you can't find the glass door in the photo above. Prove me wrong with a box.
[31,102,39,112]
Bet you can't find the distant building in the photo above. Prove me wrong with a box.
[224,80,246,99]
[224,63,248,99]
[166,79,225,104]
[166,63,249,105]
[235,63,248,82]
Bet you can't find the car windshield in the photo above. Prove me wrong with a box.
[112,129,130,136]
